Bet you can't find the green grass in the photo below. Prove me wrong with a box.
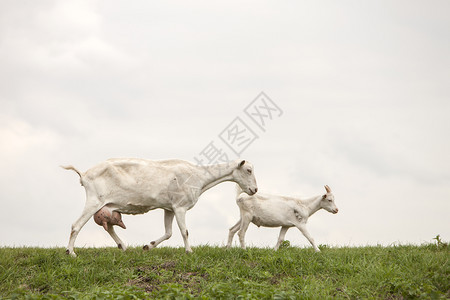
[0,243,448,299]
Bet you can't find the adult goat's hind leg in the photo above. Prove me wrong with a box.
[107,226,127,251]
[144,209,175,250]
[227,219,241,248]
[67,198,103,257]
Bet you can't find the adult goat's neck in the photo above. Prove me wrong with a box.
[197,161,237,194]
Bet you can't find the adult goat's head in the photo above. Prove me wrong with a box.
[233,160,258,195]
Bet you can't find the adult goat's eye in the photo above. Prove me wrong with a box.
[247,169,252,174]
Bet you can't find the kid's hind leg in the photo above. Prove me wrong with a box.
[274,226,289,250]
[227,219,241,248]
[67,199,103,257]
[237,214,252,250]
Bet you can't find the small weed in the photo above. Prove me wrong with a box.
[433,234,448,249]
[318,244,330,251]
[279,240,291,249]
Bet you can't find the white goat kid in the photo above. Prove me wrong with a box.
[227,185,338,252]
[62,158,258,257]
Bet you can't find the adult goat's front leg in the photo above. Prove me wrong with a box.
[174,208,192,253]
[144,209,174,250]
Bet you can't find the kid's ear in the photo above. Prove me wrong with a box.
[238,160,246,168]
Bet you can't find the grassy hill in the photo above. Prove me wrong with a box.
[0,243,448,299]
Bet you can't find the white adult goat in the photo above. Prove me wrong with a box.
[227,185,338,252]
[62,158,257,257]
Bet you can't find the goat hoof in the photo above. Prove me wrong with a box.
[143,245,149,251]
[66,249,77,257]
[118,244,123,250]
[143,241,157,251]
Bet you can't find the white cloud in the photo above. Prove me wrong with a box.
[0,117,58,159]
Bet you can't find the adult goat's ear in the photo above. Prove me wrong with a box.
[238,160,246,168]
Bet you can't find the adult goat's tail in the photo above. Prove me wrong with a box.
[61,165,84,186]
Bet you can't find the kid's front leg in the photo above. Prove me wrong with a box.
[296,223,320,252]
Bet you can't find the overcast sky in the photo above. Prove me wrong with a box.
[1,0,449,250]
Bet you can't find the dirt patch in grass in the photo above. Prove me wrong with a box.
[269,273,285,285]
[128,261,209,295]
